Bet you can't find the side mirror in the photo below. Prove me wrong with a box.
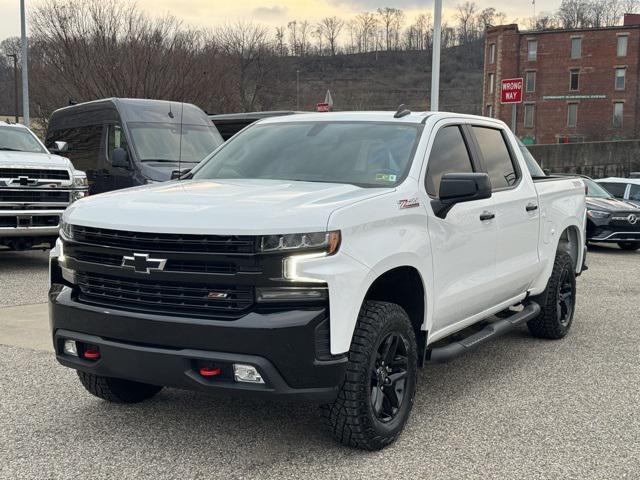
[50,141,68,153]
[543,168,551,176]
[111,148,130,168]
[171,168,191,180]
[432,172,492,219]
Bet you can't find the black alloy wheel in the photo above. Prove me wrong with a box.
[370,332,409,423]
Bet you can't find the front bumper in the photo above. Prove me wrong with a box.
[50,286,347,401]
[0,209,63,237]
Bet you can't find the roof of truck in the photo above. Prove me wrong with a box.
[256,111,504,125]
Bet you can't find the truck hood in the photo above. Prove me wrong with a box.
[0,150,73,169]
[65,179,393,234]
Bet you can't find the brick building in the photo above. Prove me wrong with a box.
[483,14,640,145]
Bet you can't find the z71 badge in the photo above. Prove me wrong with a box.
[398,198,420,209]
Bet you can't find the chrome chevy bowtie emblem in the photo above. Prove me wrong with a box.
[122,253,167,274]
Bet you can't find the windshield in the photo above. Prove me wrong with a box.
[517,141,545,177]
[583,177,612,198]
[127,122,223,163]
[192,122,422,187]
[0,126,47,154]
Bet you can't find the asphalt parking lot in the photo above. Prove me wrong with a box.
[1,245,639,479]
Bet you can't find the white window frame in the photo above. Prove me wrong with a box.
[525,71,536,93]
[488,73,495,94]
[615,67,626,90]
[489,43,496,64]
[617,34,628,57]
[524,103,535,128]
[567,103,578,128]
[527,39,537,61]
[571,36,582,59]
[613,102,624,128]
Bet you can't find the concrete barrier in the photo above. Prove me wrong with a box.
[528,139,640,178]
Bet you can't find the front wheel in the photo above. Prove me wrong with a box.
[321,301,417,450]
[527,251,576,339]
[77,371,163,403]
[617,242,640,251]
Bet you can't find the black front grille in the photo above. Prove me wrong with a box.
[72,226,256,254]
[72,250,237,274]
[0,168,70,180]
[0,190,70,203]
[76,272,254,319]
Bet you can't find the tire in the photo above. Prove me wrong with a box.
[527,251,576,339]
[77,371,162,404]
[617,242,640,251]
[321,301,417,450]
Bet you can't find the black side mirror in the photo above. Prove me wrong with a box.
[543,168,551,176]
[111,148,130,168]
[432,173,492,219]
[49,141,68,153]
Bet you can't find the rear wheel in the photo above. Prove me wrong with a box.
[321,301,417,450]
[617,242,640,251]
[527,251,576,339]
[77,371,162,403]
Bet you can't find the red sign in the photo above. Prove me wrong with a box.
[316,102,331,112]
[500,78,523,104]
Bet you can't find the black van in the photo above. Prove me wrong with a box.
[45,98,223,194]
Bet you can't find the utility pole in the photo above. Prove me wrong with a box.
[296,69,300,110]
[6,54,19,123]
[20,0,30,127]
[430,0,442,111]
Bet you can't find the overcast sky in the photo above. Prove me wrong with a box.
[0,0,559,40]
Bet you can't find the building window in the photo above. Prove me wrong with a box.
[528,40,537,61]
[571,37,582,58]
[613,102,624,127]
[525,71,536,92]
[486,104,493,117]
[489,43,496,64]
[524,104,535,128]
[615,67,626,90]
[488,73,495,93]
[617,35,628,57]
[567,103,578,128]
[570,69,580,91]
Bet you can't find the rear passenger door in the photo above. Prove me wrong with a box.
[422,123,498,332]
[469,125,540,303]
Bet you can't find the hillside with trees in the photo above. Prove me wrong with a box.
[0,0,638,126]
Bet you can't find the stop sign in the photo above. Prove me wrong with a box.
[500,78,523,104]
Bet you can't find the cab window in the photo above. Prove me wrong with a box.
[472,126,519,190]
[599,182,626,198]
[425,126,474,197]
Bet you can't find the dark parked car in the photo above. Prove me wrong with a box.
[209,111,301,140]
[46,98,224,194]
[580,176,640,251]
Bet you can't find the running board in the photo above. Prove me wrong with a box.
[427,302,541,363]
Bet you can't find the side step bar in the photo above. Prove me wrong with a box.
[427,302,541,363]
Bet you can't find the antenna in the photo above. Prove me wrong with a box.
[177,101,184,181]
[394,104,411,118]
[168,103,174,119]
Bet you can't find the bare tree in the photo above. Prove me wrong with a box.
[354,12,378,53]
[275,26,287,56]
[287,20,298,56]
[215,21,275,111]
[320,16,344,56]
[298,21,312,56]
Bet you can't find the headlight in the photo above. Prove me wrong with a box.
[60,220,74,240]
[587,210,610,219]
[73,174,88,187]
[260,231,341,254]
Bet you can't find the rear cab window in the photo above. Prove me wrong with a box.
[471,126,520,190]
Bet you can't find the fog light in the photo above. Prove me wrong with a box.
[63,339,78,357]
[233,364,264,384]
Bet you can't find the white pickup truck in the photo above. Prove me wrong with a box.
[1,121,88,250]
[50,111,586,450]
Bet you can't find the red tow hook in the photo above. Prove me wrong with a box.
[83,348,101,360]
[199,366,221,377]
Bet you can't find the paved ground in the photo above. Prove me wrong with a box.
[1,245,639,479]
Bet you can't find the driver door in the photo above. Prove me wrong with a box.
[420,123,498,335]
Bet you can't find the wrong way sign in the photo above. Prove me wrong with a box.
[500,78,523,104]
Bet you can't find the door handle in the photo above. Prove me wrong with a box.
[526,203,538,212]
[479,211,495,221]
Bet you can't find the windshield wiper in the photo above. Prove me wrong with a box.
[140,159,198,163]
[0,147,22,152]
